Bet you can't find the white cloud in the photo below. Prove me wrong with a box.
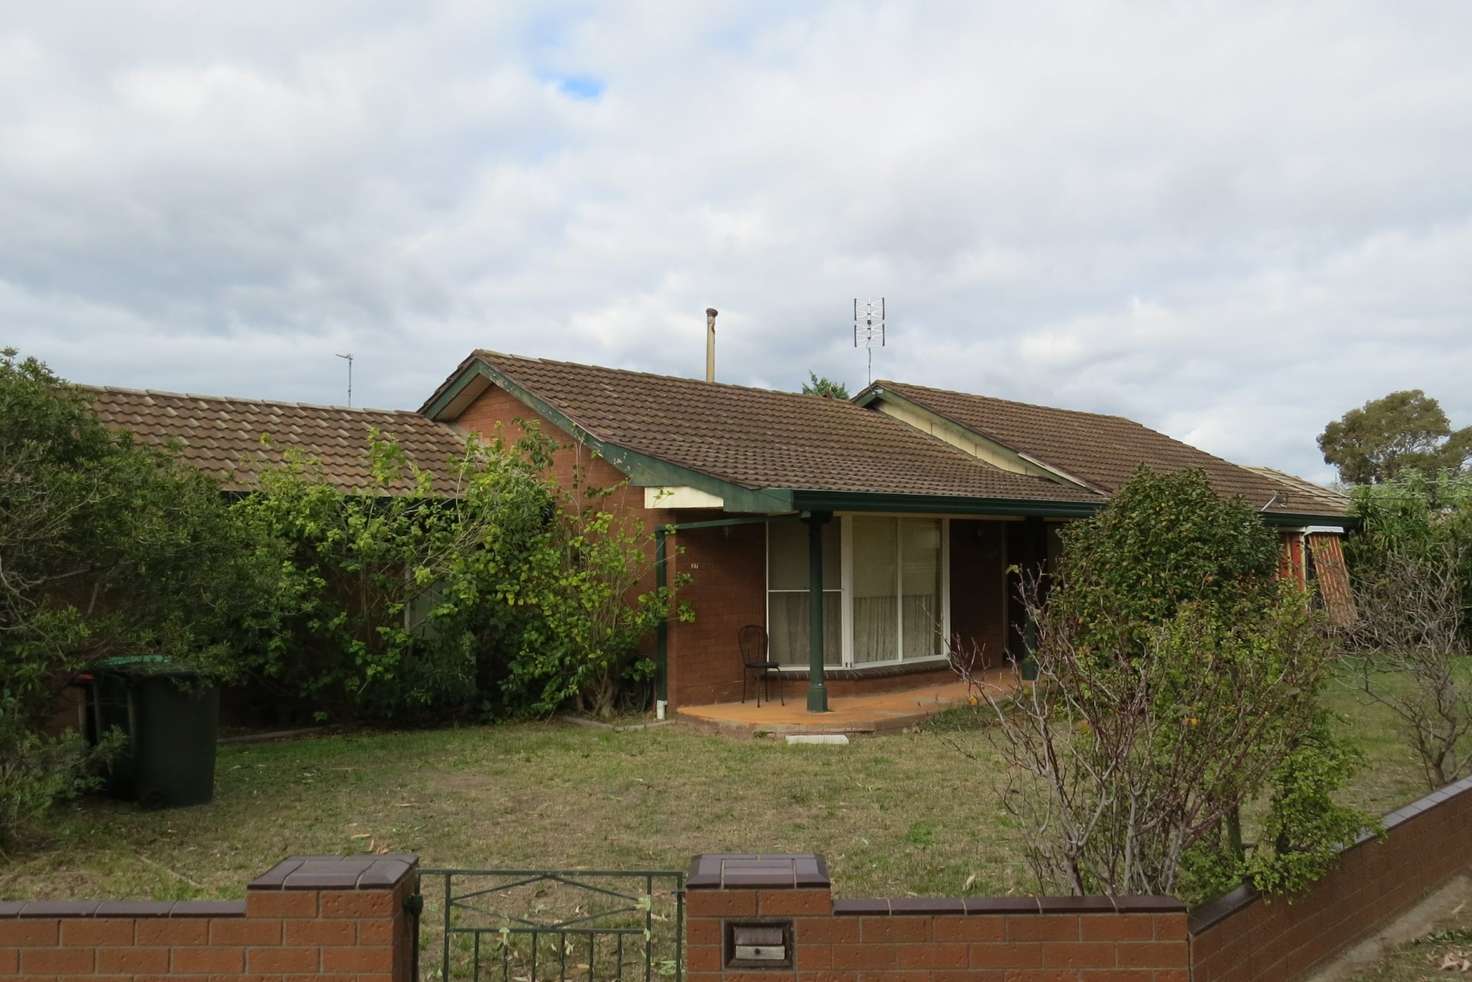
[4,1,1472,481]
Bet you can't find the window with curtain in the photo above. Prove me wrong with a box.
[900,518,943,659]
[767,520,840,667]
[852,516,943,663]
[851,516,898,663]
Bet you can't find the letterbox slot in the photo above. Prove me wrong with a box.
[725,920,792,969]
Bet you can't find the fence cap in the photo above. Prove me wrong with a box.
[687,853,830,889]
[250,854,419,891]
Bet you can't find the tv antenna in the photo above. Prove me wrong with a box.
[336,352,354,406]
[853,298,886,383]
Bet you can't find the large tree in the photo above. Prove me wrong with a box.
[1318,389,1472,485]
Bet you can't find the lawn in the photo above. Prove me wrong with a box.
[0,669,1441,904]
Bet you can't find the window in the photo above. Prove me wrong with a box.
[766,520,841,666]
[767,515,948,667]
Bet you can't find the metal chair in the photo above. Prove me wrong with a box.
[738,625,783,706]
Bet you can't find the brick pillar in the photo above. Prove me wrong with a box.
[685,853,832,979]
[246,854,420,982]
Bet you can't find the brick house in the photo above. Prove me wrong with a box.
[419,351,1354,714]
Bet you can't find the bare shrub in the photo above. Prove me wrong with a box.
[1349,540,1472,789]
[955,571,1347,898]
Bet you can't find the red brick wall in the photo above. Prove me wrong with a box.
[0,855,417,982]
[453,384,660,528]
[667,523,767,706]
[1277,531,1306,588]
[1189,774,1472,982]
[685,854,1189,981]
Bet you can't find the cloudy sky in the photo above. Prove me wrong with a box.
[5,2,1472,482]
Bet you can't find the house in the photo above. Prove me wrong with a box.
[420,351,1354,713]
[82,385,471,493]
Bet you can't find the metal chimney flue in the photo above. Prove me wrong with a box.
[705,307,718,382]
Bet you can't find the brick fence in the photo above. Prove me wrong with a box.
[685,854,1189,981]
[6,775,1471,982]
[0,855,417,982]
[1188,772,1472,981]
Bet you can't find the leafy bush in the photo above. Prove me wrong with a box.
[2,349,267,840]
[1052,467,1282,657]
[233,426,686,722]
[0,702,123,850]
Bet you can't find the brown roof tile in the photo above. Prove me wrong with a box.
[81,385,471,494]
[1245,467,1352,518]
[869,380,1349,518]
[467,352,1101,504]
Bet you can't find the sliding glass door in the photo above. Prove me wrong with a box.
[766,520,841,667]
[768,514,948,667]
[851,516,899,663]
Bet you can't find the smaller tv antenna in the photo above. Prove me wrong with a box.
[336,352,354,407]
[853,298,886,383]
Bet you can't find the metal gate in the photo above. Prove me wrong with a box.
[412,867,684,982]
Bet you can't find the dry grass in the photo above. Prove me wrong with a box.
[0,666,1447,904]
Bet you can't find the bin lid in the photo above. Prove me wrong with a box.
[91,655,204,678]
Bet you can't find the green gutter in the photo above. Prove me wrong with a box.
[1259,511,1361,529]
[792,490,1104,518]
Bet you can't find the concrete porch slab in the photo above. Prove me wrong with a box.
[673,670,1014,736]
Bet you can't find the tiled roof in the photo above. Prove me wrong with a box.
[869,380,1349,519]
[82,385,471,494]
[462,352,1102,504]
[1245,467,1352,518]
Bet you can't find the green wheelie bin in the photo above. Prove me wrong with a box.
[86,656,220,809]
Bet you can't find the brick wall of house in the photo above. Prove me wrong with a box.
[0,855,417,982]
[1189,773,1472,982]
[684,854,1189,981]
[667,522,768,706]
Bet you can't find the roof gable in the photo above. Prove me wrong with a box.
[859,379,1348,520]
[83,385,471,494]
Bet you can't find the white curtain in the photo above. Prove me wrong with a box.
[767,520,841,666]
[852,516,898,663]
[901,518,943,659]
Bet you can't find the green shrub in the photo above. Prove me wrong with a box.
[232,426,686,722]
[0,700,121,849]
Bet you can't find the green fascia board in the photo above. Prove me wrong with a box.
[422,358,793,515]
[791,490,1103,518]
[1259,510,1361,529]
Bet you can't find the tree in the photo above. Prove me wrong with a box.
[959,469,1367,901]
[801,371,849,399]
[1318,389,1472,485]
[1348,470,1472,641]
[0,348,264,845]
